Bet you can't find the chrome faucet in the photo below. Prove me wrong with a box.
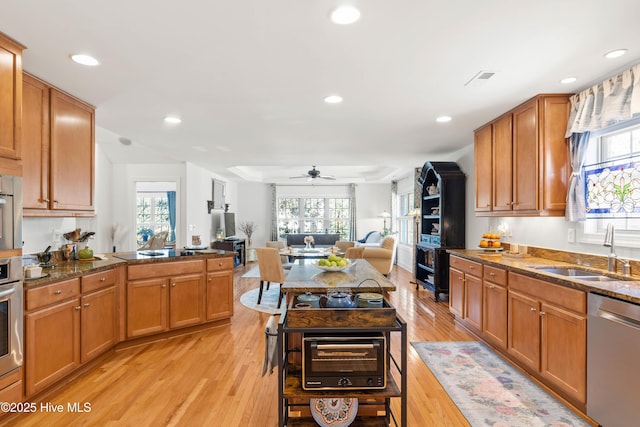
[603,223,617,273]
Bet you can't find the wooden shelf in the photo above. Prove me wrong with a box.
[286,416,390,426]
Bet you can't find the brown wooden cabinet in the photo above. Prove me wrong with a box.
[482,265,508,350]
[507,272,587,406]
[0,32,24,171]
[474,94,570,216]
[474,124,492,212]
[22,72,95,216]
[449,255,483,332]
[25,278,82,397]
[80,269,118,363]
[126,259,205,338]
[205,257,234,321]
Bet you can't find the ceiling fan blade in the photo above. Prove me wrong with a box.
[319,175,336,180]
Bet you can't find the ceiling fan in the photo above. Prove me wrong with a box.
[289,166,336,181]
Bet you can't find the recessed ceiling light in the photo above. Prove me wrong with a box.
[436,116,452,123]
[70,54,100,66]
[324,95,343,104]
[164,116,182,124]
[560,77,577,84]
[604,49,628,59]
[330,6,361,25]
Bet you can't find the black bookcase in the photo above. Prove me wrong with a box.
[415,162,465,301]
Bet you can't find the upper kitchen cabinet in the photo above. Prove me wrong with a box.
[474,94,571,217]
[23,73,95,216]
[0,32,24,175]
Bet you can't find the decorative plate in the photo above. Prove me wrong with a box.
[310,398,358,427]
[478,246,504,252]
[314,260,355,272]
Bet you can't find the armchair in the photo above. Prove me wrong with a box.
[363,236,397,276]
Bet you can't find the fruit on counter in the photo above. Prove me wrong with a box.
[319,254,349,267]
[479,240,489,248]
[482,233,501,239]
[491,241,502,248]
[78,246,94,259]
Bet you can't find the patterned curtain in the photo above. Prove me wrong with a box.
[349,184,357,240]
[271,184,278,241]
[565,132,590,222]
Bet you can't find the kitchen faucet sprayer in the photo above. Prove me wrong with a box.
[603,223,617,273]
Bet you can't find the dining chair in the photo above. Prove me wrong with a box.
[345,246,365,259]
[265,241,294,269]
[255,247,287,308]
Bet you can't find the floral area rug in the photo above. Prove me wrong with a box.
[411,341,590,427]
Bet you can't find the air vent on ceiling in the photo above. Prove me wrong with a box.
[465,70,497,87]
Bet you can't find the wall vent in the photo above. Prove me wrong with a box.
[465,70,498,87]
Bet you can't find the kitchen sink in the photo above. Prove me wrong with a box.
[531,266,623,281]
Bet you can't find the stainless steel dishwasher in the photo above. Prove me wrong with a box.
[588,293,640,427]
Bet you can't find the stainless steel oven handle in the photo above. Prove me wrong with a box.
[0,286,15,300]
[316,344,374,350]
[598,309,640,330]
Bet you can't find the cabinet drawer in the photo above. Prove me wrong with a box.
[508,272,586,314]
[207,257,234,272]
[483,265,507,286]
[128,259,204,281]
[450,256,482,276]
[82,268,117,293]
[26,277,81,311]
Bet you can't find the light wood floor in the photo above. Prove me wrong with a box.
[1,263,479,426]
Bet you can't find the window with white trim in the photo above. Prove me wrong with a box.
[277,197,351,240]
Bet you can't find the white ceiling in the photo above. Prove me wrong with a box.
[3,1,640,184]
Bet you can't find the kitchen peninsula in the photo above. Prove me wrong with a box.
[20,249,236,400]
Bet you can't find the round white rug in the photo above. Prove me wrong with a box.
[240,286,282,314]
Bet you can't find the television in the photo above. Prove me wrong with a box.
[223,212,236,239]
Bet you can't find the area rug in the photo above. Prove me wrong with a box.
[241,266,261,278]
[239,286,282,314]
[411,341,590,427]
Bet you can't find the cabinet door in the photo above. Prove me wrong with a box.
[507,290,540,371]
[22,74,50,209]
[492,114,513,212]
[512,99,538,211]
[81,286,117,363]
[206,270,234,321]
[127,278,168,337]
[0,35,22,160]
[169,274,204,329]
[464,274,483,331]
[448,267,465,317]
[474,124,492,212]
[482,282,507,349]
[539,95,570,213]
[50,89,95,211]
[25,298,81,397]
[540,302,587,404]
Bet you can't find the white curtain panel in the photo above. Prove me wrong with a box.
[566,63,640,136]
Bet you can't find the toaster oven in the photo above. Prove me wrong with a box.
[302,333,386,390]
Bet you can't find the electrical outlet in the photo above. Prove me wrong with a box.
[567,228,576,243]
[52,229,62,243]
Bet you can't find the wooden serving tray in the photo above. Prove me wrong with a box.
[286,296,396,328]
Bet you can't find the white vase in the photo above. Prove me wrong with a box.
[305,242,312,249]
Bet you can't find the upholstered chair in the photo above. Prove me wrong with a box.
[334,241,355,251]
[265,241,294,269]
[255,247,286,308]
[362,236,398,276]
[345,246,365,259]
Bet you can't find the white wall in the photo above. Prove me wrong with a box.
[354,184,391,240]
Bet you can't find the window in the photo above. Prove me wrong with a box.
[277,197,351,240]
[397,192,415,245]
[580,118,640,247]
[136,192,171,246]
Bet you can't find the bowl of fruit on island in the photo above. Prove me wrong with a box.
[315,254,354,271]
[479,233,502,249]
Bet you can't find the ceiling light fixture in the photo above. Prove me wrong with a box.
[436,116,452,123]
[604,49,628,59]
[70,54,100,66]
[560,77,577,84]
[164,116,182,124]
[324,95,343,104]
[330,6,361,25]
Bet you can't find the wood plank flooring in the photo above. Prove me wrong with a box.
[1,263,497,426]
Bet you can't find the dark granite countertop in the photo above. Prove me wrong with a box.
[23,249,235,289]
[448,249,640,304]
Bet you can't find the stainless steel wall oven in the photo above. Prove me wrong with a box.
[0,256,23,377]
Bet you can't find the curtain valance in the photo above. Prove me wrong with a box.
[565,63,640,137]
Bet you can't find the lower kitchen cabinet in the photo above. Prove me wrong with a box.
[508,272,587,406]
[25,292,81,397]
[126,260,205,338]
[206,257,234,321]
[449,255,483,332]
[482,266,508,349]
[81,286,117,363]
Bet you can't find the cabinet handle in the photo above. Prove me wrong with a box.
[83,303,90,308]
[485,204,490,207]
[171,283,176,287]
[162,284,167,288]
[539,311,546,316]
[75,306,81,311]
[489,285,495,289]
[100,277,106,282]
[54,200,59,204]
[530,307,537,312]
[489,272,495,276]
[219,262,223,267]
[55,290,62,295]
[43,198,50,203]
